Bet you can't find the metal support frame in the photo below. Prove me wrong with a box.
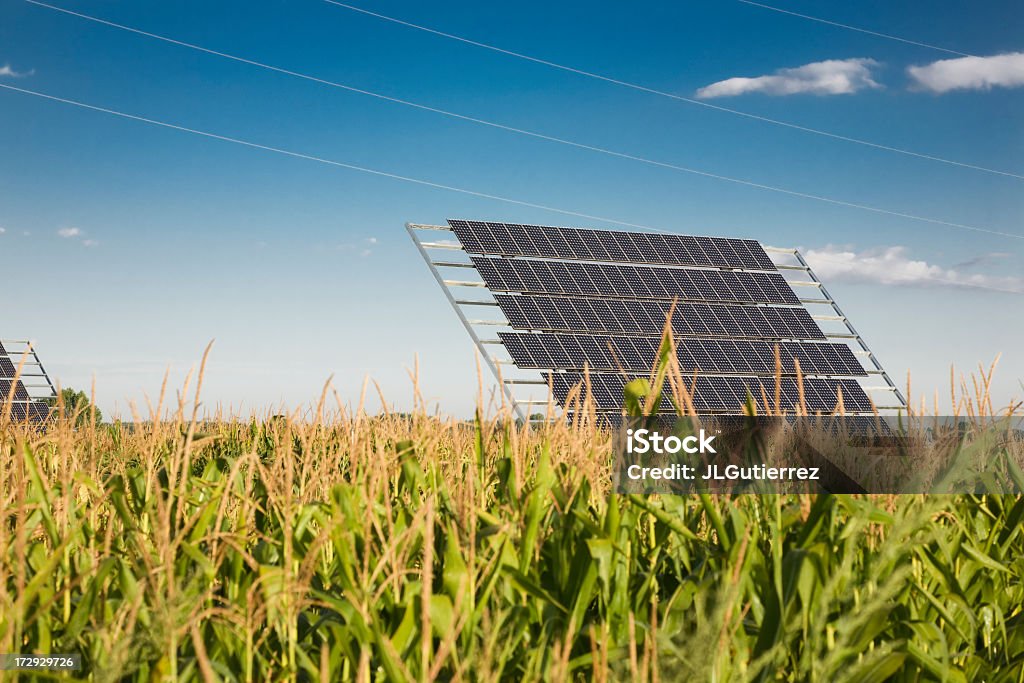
[407,224,531,421]
[764,248,907,411]
[409,227,906,419]
[1,339,58,412]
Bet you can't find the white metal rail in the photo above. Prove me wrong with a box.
[764,247,908,411]
[406,223,532,421]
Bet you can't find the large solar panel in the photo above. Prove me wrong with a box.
[495,295,825,339]
[449,219,776,270]
[550,373,874,414]
[1,339,55,423]
[472,257,799,304]
[499,332,866,376]
[412,219,896,416]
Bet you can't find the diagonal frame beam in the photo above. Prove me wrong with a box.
[765,247,908,410]
[406,223,530,421]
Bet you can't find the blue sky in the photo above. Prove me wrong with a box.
[1,0,1022,417]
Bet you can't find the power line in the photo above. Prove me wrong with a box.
[1,84,1018,295]
[318,0,1020,180]
[0,83,661,231]
[20,1,1022,240]
[2,81,1022,298]
[735,1,973,57]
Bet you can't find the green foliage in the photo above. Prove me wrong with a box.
[2,415,1023,681]
[48,387,103,426]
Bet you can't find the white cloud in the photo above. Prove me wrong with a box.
[57,226,98,247]
[696,58,881,98]
[0,64,32,78]
[803,245,1024,293]
[0,227,6,234]
[907,52,1024,93]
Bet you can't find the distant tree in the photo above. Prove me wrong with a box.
[48,387,103,426]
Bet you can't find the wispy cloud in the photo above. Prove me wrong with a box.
[907,52,1024,93]
[0,64,33,78]
[0,227,6,235]
[696,58,881,98]
[336,236,378,257]
[57,226,98,247]
[803,245,1024,293]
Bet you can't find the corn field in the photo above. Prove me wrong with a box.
[2,357,1023,681]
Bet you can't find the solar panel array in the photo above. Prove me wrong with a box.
[472,257,799,304]
[550,374,874,414]
[0,340,53,423]
[0,379,32,401]
[499,333,865,376]
[495,295,825,339]
[7,402,52,422]
[442,219,875,415]
[450,219,776,270]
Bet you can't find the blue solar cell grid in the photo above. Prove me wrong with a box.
[495,295,824,339]
[500,332,865,376]
[550,373,873,414]
[472,257,799,305]
[448,219,776,270]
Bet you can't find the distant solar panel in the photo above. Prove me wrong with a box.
[495,295,825,339]
[0,379,32,401]
[0,339,56,423]
[449,219,776,270]
[472,257,799,304]
[499,332,866,376]
[410,219,904,417]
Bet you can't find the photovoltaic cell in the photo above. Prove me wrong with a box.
[472,257,799,304]
[449,219,776,270]
[550,373,873,413]
[495,295,825,339]
[0,379,31,401]
[1,341,30,402]
[499,332,866,376]
[6,401,51,422]
[1,341,54,422]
